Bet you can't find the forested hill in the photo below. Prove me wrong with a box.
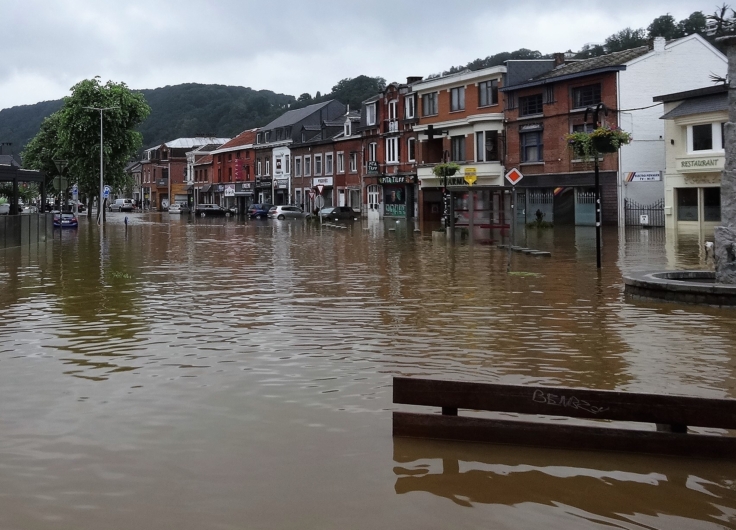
[0,75,389,157]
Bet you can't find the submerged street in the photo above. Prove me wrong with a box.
[0,213,735,530]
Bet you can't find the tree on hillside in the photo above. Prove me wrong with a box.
[24,78,150,219]
[648,14,679,39]
[605,28,648,53]
[329,76,387,108]
[678,11,707,36]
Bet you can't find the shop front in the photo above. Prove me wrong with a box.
[665,155,723,236]
[313,176,333,208]
[274,179,289,205]
[256,177,272,204]
[378,175,416,218]
[235,182,254,213]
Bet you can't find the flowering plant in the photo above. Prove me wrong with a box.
[565,126,632,160]
[432,162,461,178]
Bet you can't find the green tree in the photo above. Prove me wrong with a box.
[605,28,648,52]
[21,111,67,195]
[678,11,707,36]
[56,78,150,218]
[648,14,679,39]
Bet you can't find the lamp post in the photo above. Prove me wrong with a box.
[84,105,118,223]
[584,103,608,270]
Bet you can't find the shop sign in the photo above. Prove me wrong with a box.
[224,185,235,197]
[367,161,379,174]
[677,156,723,172]
[313,177,333,186]
[464,167,477,186]
[256,178,272,187]
[275,179,288,189]
[378,175,415,185]
[625,171,661,182]
[237,182,253,191]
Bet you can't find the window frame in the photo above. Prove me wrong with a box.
[368,142,377,162]
[314,154,322,176]
[405,95,415,119]
[478,80,498,108]
[337,152,345,173]
[349,152,357,172]
[572,84,602,109]
[450,135,466,162]
[366,103,376,126]
[295,157,302,177]
[304,155,311,177]
[325,153,333,175]
[407,137,416,162]
[519,94,544,117]
[450,86,466,112]
[386,137,399,164]
[422,92,438,116]
[520,130,544,163]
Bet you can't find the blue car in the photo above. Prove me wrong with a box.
[247,203,273,219]
[53,213,78,228]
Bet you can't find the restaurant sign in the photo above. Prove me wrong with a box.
[378,175,415,185]
[367,161,379,174]
[677,156,724,173]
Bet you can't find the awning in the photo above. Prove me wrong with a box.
[199,184,211,193]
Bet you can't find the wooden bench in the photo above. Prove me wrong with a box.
[393,377,736,458]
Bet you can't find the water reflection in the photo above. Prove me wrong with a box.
[394,438,736,528]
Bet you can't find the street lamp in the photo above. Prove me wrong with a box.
[584,103,608,270]
[84,105,118,223]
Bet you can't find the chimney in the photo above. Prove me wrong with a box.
[653,36,666,52]
[553,53,566,66]
[406,76,423,84]
[0,142,11,156]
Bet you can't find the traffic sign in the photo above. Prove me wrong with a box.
[72,184,78,198]
[464,167,477,186]
[505,168,524,185]
[103,185,111,198]
[308,190,315,199]
[316,185,324,195]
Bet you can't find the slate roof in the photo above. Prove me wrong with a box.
[503,46,651,91]
[146,137,230,152]
[216,129,258,150]
[0,154,20,167]
[504,60,555,87]
[660,93,728,120]
[262,100,335,129]
[194,154,213,166]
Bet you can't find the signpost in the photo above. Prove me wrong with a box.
[505,169,524,272]
[72,184,78,215]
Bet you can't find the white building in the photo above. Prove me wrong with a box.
[617,34,727,225]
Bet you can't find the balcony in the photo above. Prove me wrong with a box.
[386,120,399,134]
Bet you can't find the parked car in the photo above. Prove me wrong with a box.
[194,203,227,217]
[319,206,357,220]
[168,202,190,214]
[268,205,307,220]
[53,212,78,228]
[109,198,134,212]
[0,203,10,215]
[247,203,273,219]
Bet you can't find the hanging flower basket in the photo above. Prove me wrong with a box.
[432,162,460,178]
[564,127,631,160]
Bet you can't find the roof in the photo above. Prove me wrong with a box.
[146,137,230,152]
[0,154,21,167]
[660,92,728,120]
[654,84,728,103]
[212,129,258,152]
[194,154,213,166]
[504,60,555,87]
[261,100,335,130]
[502,46,650,91]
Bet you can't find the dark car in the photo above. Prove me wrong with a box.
[53,212,78,228]
[194,203,228,217]
[248,203,273,219]
[319,206,357,220]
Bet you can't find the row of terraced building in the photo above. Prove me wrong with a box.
[131,34,726,227]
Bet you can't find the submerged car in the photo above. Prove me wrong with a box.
[109,198,135,212]
[168,202,190,214]
[194,203,227,216]
[53,212,78,228]
[267,205,307,220]
[247,203,273,219]
[319,206,357,220]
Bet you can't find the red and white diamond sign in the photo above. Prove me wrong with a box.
[505,168,524,185]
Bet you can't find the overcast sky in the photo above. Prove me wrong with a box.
[0,0,716,111]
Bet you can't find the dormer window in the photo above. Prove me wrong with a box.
[366,103,376,126]
[345,121,351,137]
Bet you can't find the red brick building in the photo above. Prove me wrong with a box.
[206,129,258,212]
[502,49,648,225]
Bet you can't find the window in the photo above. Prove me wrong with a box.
[407,138,416,162]
[386,137,399,163]
[344,121,351,137]
[475,131,499,162]
[325,153,333,175]
[337,152,345,173]
[388,100,398,120]
[295,189,302,207]
[285,155,290,174]
[295,157,301,177]
[405,95,415,119]
[304,156,311,176]
[519,94,543,116]
[520,130,543,162]
[368,142,377,162]
[228,167,232,182]
[366,103,376,126]
[572,123,595,133]
[228,152,232,161]
[478,80,498,107]
[704,187,721,221]
[422,92,438,116]
[265,131,271,142]
[276,129,283,141]
[265,159,270,175]
[314,154,322,175]
[677,188,698,221]
[692,124,714,151]
[572,84,601,108]
[544,85,555,104]
[450,87,465,111]
[257,133,263,144]
[257,159,262,176]
[349,152,357,172]
[451,136,466,162]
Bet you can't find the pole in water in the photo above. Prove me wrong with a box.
[124,216,128,226]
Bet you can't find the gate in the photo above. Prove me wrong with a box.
[625,198,665,227]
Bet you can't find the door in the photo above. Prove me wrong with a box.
[367,185,380,221]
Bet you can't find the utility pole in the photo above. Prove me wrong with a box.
[84,105,118,224]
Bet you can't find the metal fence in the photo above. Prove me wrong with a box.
[624,198,665,227]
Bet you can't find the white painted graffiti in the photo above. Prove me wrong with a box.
[532,389,609,415]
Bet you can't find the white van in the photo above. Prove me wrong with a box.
[109,199,134,212]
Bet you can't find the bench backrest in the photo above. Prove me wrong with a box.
[393,377,736,430]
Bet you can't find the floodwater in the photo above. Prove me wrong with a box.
[1,212,735,530]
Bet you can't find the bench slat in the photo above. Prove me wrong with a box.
[393,377,736,430]
[393,412,736,459]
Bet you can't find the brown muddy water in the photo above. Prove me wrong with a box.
[0,212,735,530]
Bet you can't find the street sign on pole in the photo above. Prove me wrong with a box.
[103,185,111,199]
[72,184,78,197]
[464,167,477,186]
[316,185,324,195]
[505,168,524,186]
